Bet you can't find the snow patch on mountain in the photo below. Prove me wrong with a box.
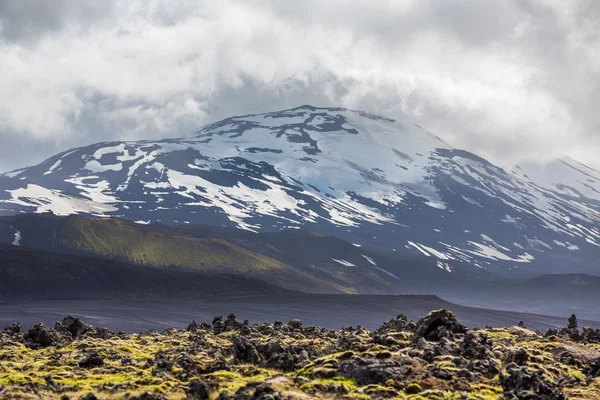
[44,159,62,176]
[374,266,400,280]
[10,227,21,246]
[1,184,117,215]
[331,258,357,267]
[361,254,377,266]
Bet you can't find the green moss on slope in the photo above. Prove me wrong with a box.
[48,216,332,293]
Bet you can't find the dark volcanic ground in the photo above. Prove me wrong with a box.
[0,294,597,333]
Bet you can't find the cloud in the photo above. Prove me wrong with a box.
[0,0,115,43]
[0,0,598,172]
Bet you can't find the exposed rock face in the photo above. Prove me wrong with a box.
[187,380,211,400]
[78,352,104,369]
[413,309,467,343]
[232,336,263,364]
[568,314,578,330]
[3,322,21,335]
[23,323,69,348]
[500,363,567,400]
[218,382,284,400]
[504,348,530,366]
[287,319,302,329]
[584,358,600,380]
[55,316,93,338]
[374,314,411,334]
[213,313,244,335]
[339,357,413,385]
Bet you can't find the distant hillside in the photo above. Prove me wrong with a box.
[0,244,291,301]
[0,214,333,293]
[172,223,489,290]
[3,213,600,320]
[0,213,470,294]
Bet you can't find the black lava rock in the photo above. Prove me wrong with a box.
[79,353,104,369]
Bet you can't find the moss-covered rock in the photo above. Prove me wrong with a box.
[1,312,598,399]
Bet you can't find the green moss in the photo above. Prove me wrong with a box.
[568,370,586,380]
[1,310,599,400]
[486,330,515,340]
[406,382,422,394]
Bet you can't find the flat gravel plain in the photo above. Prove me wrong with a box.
[0,294,597,332]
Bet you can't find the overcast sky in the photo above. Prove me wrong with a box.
[0,0,599,172]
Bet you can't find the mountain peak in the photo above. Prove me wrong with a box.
[0,107,599,278]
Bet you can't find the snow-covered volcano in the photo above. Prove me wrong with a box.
[1,105,599,276]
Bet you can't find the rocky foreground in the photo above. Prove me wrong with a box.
[1,311,600,399]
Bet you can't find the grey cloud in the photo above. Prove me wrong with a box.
[0,0,598,172]
[0,0,115,43]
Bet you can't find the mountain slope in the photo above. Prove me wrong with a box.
[3,213,600,319]
[1,106,599,276]
[0,213,489,295]
[0,214,333,293]
[0,244,290,301]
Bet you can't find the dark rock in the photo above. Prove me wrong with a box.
[24,323,68,348]
[287,319,302,329]
[506,348,529,366]
[252,383,282,400]
[517,321,527,329]
[240,325,252,336]
[229,382,283,400]
[212,315,224,334]
[213,314,243,335]
[255,323,275,335]
[430,365,454,380]
[413,309,466,343]
[339,357,411,385]
[79,352,104,369]
[375,314,409,334]
[265,349,298,372]
[3,322,21,335]
[584,358,600,379]
[303,382,348,395]
[568,314,578,330]
[405,383,421,394]
[224,313,243,331]
[558,350,581,367]
[130,393,167,400]
[55,316,92,339]
[154,351,174,370]
[232,336,263,364]
[80,394,98,400]
[92,327,115,340]
[545,328,558,338]
[187,379,210,399]
[187,320,199,332]
[500,363,566,400]
[45,375,55,386]
[581,327,600,343]
[460,331,492,360]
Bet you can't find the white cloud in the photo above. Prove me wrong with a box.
[0,0,598,171]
